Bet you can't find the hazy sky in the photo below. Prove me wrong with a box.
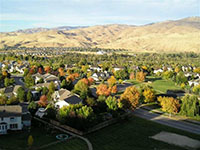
[0,0,199,32]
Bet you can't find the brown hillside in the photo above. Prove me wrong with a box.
[0,17,199,53]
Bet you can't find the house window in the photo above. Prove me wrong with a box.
[10,117,16,122]
[10,124,18,129]
[1,117,3,121]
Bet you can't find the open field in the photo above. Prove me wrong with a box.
[42,138,88,150]
[127,76,181,94]
[1,116,200,150]
[86,116,200,150]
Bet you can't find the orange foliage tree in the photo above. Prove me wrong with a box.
[66,73,80,82]
[44,66,51,73]
[109,85,117,94]
[157,96,180,115]
[129,72,135,80]
[96,84,110,96]
[136,72,146,82]
[38,67,43,74]
[38,95,48,107]
[119,86,140,109]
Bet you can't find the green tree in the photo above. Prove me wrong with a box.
[175,72,187,85]
[4,78,10,87]
[73,80,89,100]
[24,75,35,88]
[179,95,200,117]
[23,68,29,77]
[17,87,26,102]
[48,82,55,94]
[114,70,128,80]
[27,90,33,102]
[106,96,118,111]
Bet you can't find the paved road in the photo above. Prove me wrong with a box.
[133,108,200,135]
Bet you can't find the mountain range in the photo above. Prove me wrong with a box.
[0,17,199,53]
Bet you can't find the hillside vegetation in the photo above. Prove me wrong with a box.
[0,17,199,53]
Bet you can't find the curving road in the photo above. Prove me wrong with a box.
[133,108,200,135]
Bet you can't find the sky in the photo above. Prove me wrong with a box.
[0,0,199,32]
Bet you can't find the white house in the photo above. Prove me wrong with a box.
[0,105,23,135]
[189,79,200,87]
[53,89,82,108]
[154,69,163,74]
[91,73,99,81]
[0,105,31,135]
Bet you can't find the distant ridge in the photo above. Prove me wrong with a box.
[0,17,200,53]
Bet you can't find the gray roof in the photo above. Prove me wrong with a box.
[64,95,82,105]
[0,105,22,117]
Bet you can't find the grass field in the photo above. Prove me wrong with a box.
[127,76,181,94]
[0,126,58,149]
[42,138,88,150]
[86,116,200,150]
[1,116,199,150]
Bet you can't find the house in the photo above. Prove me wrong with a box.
[16,65,27,74]
[0,105,31,135]
[53,89,82,108]
[189,79,200,87]
[153,69,163,74]
[33,73,60,84]
[32,82,60,90]
[0,85,22,98]
[91,72,110,81]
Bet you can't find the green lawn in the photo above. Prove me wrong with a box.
[0,126,59,149]
[86,116,200,150]
[127,76,181,94]
[42,138,88,150]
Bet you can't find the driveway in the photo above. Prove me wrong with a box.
[133,108,200,135]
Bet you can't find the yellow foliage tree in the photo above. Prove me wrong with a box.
[108,76,117,87]
[143,88,155,103]
[136,72,146,82]
[28,135,34,148]
[120,86,140,109]
[157,97,180,115]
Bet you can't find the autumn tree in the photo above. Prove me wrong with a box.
[136,72,146,82]
[96,84,110,97]
[119,86,140,109]
[38,95,48,107]
[110,85,117,94]
[108,76,117,87]
[28,135,34,148]
[38,67,43,74]
[158,96,180,115]
[129,72,135,80]
[44,66,51,73]
[143,88,155,103]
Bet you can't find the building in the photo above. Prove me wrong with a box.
[0,105,31,135]
[53,89,82,108]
